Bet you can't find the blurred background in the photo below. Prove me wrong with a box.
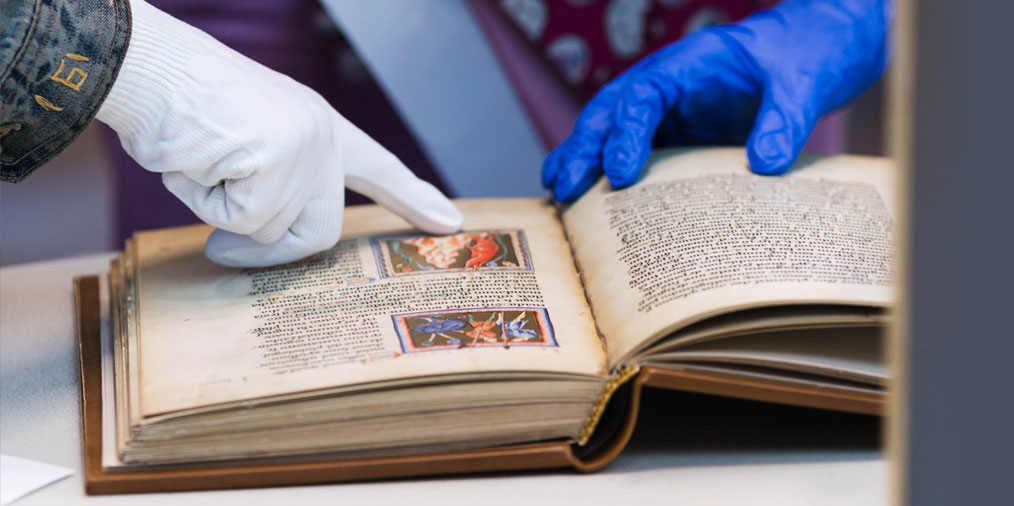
[4,3,1012,505]
[0,0,885,266]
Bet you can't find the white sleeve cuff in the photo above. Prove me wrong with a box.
[96,0,212,137]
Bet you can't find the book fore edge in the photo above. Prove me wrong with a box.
[577,365,640,446]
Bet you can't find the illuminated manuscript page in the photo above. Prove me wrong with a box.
[563,148,896,366]
[134,199,605,416]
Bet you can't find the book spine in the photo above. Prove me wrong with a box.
[577,365,640,446]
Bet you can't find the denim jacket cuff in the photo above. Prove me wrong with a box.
[1,0,131,183]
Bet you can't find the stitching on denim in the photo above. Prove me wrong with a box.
[3,0,128,170]
[0,0,43,85]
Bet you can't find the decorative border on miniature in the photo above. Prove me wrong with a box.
[391,307,557,354]
[369,229,534,279]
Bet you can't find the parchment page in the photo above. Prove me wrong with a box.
[562,148,895,366]
[134,199,605,416]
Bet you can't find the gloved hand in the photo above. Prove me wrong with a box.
[97,0,462,267]
[543,0,891,202]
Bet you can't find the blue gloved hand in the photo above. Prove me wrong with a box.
[543,0,892,202]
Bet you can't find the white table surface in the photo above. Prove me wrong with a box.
[0,253,887,505]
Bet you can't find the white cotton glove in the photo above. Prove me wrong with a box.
[96,0,463,267]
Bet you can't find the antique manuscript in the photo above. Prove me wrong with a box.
[131,200,607,416]
[563,149,895,365]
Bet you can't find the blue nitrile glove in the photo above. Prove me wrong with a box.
[543,0,892,202]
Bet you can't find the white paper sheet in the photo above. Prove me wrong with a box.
[0,455,72,505]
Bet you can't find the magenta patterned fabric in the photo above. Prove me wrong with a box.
[488,0,849,155]
[499,0,774,100]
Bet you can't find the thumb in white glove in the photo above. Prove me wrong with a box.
[96,0,462,267]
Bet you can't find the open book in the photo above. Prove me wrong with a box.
[84,147,893,491]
